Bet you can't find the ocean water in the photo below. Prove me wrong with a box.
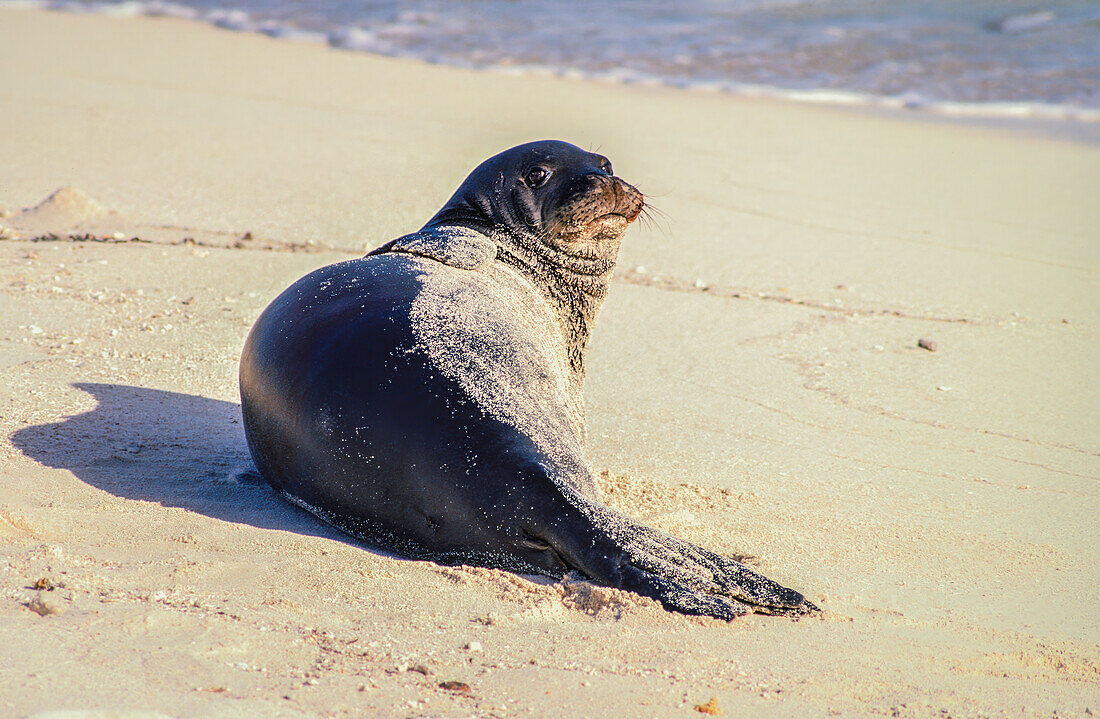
[14,0,1100,122]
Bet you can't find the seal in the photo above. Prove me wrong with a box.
[239,140,816,619]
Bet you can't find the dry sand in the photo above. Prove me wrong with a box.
[1,7,1098,719]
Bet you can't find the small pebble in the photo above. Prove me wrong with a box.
[917,338,937,352]
[465,641,483,652]
[694,696,721,715]
[439,680,472,693]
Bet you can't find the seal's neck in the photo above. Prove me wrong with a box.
[492,228,619,385]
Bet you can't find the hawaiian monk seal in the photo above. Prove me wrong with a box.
[239,140,817,619]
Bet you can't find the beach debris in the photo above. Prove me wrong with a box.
[917,338,937,352]
[439,680,472,693]
[32,576,55,591]
[464,641,483,652]
[27,590,65,616]
[694,696,722,715]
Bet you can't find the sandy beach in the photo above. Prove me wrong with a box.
[1,7,1098,718]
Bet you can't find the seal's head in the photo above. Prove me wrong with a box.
[425,140,644,273]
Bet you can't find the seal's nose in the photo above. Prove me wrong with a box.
[612,178,644,222]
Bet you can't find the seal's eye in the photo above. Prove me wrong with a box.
[599,159,613,175]
[524,166,550,189]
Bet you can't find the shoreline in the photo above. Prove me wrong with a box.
[3,2,1100,145]
[1,6,1097,719]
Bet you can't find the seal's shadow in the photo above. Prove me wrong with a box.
[12,383,341,540]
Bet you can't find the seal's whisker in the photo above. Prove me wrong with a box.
[638,204,672,237]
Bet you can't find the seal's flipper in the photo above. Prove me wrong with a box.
[626,521,816,613]
[618,565,750,620]
[530,494,817,620]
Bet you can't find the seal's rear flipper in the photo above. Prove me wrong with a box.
[617,563,750,620]
[535,496,818,620]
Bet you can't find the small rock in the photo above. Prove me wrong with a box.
[111,232,125,241]
[28,591,64,616]
[439,680,472,693]
[33,577,55,590]
[694,696,721,715]
[409,664,432,675]
[465,641,483,652]
[917,338,937,352]
[303,678,318,686]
